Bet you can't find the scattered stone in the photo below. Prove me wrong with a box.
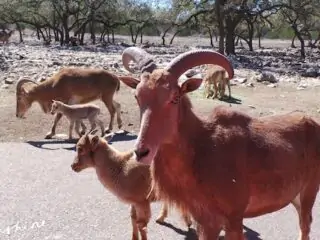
[297,83,308,90]
[4,78,14,84]
[233,77,247,84]
[301,67,319,78]
[1,83,10,89]
[246,82,254,87]
[257,71,278,83]
[248,105,256,109]
[267,83,277,88]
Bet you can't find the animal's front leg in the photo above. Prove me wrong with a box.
[45,113,63,139]
[68,121,75,139]
[224,218,246,240]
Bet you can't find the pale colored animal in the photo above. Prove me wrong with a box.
[203,64,231,99]
[118,46,320,240]
[16,67,123,139]
[50,100,105,139]
[71,133,192,240]
[0,30,14,44]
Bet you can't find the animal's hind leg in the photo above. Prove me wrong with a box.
[130,205,139,240]
[227,80,231,99]
[113,100,123,129]
[102,95,116,133]
[155,202,168,224]
[79,121,87,135]
[292,183,319,240]
[75,120,86,137]
[96,118,105,137]
[182,210,192,228]
[135,201,151,240]
[88,117,97,133]
[45,113,63,139]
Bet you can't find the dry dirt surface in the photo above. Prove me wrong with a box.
[1,34,320,142]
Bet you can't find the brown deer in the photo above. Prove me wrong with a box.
[117,46,320,240]
[16,68,123,139]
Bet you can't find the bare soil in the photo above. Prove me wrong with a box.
[1,35,320,143]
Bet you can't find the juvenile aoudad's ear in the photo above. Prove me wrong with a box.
[90,135,100,151]
[180,78,203,94]
[118,76,140,89]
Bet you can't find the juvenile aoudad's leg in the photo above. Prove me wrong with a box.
[135,201,151,240]
[68,120,75,139]
[75,120,86,137]
[130,205,139,240]
[45,113,63,139]
[113,100,123,129]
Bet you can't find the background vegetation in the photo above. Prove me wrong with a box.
[0,0,319,58]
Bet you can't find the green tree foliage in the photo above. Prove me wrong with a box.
[0,0,318,58]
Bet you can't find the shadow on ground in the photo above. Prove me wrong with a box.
[158,221,262,240]
[26,130,137,151]
[108,130,137,144]
[220,96,242,105]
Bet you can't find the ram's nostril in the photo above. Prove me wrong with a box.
[134,148,150,161]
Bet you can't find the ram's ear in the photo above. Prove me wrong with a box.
[180,78,203,94]
[118,76,140,89]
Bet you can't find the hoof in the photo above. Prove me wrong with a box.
[155,216,165,224]
[45,133,54,139]
[104,128,112,134]
[80,130,86,135]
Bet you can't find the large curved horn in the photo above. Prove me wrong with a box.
[16,77,37,92]
[165,50,234,82]
[122,47,157,73]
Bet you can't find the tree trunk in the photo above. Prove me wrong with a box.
[247,21,254,51]
[140,30,143,44]
[90,21,96,44]
[16,23,23,43]
[258,33,262,48]
[291,35,296,48]
[291,25,305,58]
[215,0,225,54]
[206,26,214,47]
[225,15,237,55]
[36,28,40,40]
[112,29,115,43]
[161,26,172,46]
[170,29,181,44]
